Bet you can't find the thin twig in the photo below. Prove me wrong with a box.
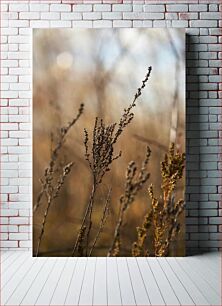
[34,103,84,213]
[108,146,151,257]
[35,162,73,256]
[88,188,112,256]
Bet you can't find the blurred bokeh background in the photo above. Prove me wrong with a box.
[33,28,185,256]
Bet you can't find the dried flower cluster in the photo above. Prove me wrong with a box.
[132,143,185,257]
[108,146,151,257]
[72,67,152,256]
[34,104,84,256]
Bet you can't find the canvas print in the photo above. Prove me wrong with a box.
[33,29,185,257]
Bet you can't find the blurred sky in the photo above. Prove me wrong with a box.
[34,28,185,114]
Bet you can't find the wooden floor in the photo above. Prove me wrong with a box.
[0,251,221,306]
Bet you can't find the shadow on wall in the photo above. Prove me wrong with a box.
[185,34,201,255]
[185,33,212,256]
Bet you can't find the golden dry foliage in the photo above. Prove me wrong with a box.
[132,143,185,257]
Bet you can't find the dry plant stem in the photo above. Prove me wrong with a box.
[35,192,52,257]
[88,188,112,256]
[35,162,73,257]
[108,146,151,257]
[72,67,152,257]
[34,103,84,213]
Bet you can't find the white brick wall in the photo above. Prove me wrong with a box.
[0,0,221,254]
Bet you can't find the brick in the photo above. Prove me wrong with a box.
[29,4,49,12]
[1,225,18,233]
[210,233,221,240]
[2,123,18,131]
[2,28,18,36]
[1,209,18,216]
[50,21,71,28]
[112,4,132,11]
[9,115,29,123]
[83,12,101,20]
[199,209,218,217]
[30,21,50,28]
[93,20,112,28]
[189,4,207,12]
[142,20,152,27]
[9,20,29,28]
[172,20,188,27]
[165,13,178,20]
[41,12,60,20]
[102,12,122,19]
[179,13,198,20]
[50,4,71,12]
[190,20,218,28]
[61,12,82,20]
[9,3,28,11]
[167,5,188,12]
[123,12,164,19]
[191,233,209,241]
[19,209,30,217]
[133,20,143,27]
[200,12,221,20]
[113,20,132,27]
[19,12,40,19]
[209,4,219,11]
[72,20,93,28]
[143,5,165,12]
[1,241,18,248]
[73,4,92,12]
[9,233,29,240]
[94,4,111,11]
[19,226,30,233]
[19,241,31,248]
[133,5,142,12]
[208,44,221,52]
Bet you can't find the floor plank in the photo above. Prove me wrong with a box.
[1,257,36,305]
[35,258,67,305]
[2,251,22,273]
[157,258,195,305]
[21,258,56,305]
[0,251,14,263]
[106,258,122,306]
[186,256,220,294]
[195,253,220,275]
[1,252,30,289]
[50,258,77,305]
[65,257,87,305]
[176,257,221,305]
[93,257,107,305]
[167,257,210,305]
[117,257,136,305]
[127,258,150,305]
[137,257,165,305]
[147,257,180,305]
[78,257,96,305]
[5,258,46,305]
[1,251,221,306]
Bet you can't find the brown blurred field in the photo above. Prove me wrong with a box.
[33,29,185,257]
